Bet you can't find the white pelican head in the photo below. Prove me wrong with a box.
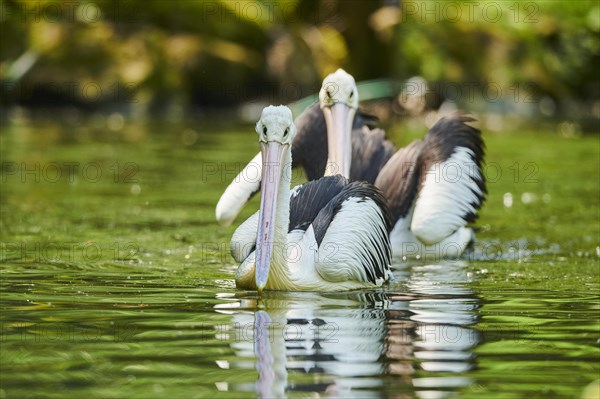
[319,69,358,109]
[254,105,296,293]
[318,69,358,178]
[255,105,296,145]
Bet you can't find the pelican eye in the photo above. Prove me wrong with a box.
[349,91,354,98]
[262,126,267,135]
[283,128,289,137]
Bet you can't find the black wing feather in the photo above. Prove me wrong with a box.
[374,140,425,225]
[350,126,396,184]
[292,103,328,180]
[288,175,349,233]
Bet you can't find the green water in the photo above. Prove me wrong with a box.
[1,117,598,399]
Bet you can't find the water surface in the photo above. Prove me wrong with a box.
[1,117,598,398]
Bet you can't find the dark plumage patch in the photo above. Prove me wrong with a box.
[288,175,349,233]
[375,140,424,224]
[350,126,396,184]
[423,114,485,165]
[292,103,329,180]
[354,110,379,129]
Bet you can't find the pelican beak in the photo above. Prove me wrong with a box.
[255,141,287,293]
[323,102,355,178]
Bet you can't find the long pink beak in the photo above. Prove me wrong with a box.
[255,141,287,293]
[323,103,355,178]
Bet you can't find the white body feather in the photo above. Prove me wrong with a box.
[390,215,473,260]
[411,147,483,245]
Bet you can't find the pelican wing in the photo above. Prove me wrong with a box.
[374,140,425,225]
[291,103,329,180]
[230,210,259,263]
[411,113,487,244]
[288,176,393,285]
[288,175,349,232]
[216,152,262,226]
[350,126,396,184]
[310,181,393,285]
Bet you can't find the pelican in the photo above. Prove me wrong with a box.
[232,105,393,293]
[218,70,486,259]
[317,71,486,259]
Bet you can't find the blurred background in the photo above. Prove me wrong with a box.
[1,5,599,398]
[1,0,599,132]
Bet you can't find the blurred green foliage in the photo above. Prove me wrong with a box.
[0,0,599,117]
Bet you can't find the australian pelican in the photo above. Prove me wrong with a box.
[232,105,393,293]
[318,70,487,258]
[217,70,486,259]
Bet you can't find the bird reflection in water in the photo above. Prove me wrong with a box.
[214,260,481,398]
